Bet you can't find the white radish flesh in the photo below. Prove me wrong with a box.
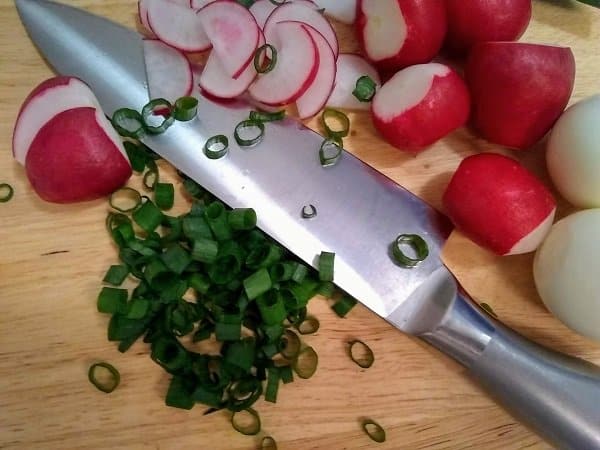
[190,0,216,8]
[144,39,194,102]
[314,0,357,24]
[360,0,406,61]
[326,53,380,111]
[249,0,277,29]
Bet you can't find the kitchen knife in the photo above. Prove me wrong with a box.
[14,0,600,447]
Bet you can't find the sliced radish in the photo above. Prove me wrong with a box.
[12,77,101,165]
[248,21,319,106]
[314,0,357,24]
[169,0,192,5]
[197,1,260,79]
[138,0,152,32]
[190,0,215,8]
[264,2,339,57]
[326,54,380,111]
[146,0,211,52]
[144,39,194,102]
[249,0,278,29]
[296,25,336,119]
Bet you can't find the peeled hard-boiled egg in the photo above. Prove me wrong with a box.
[533,209,600,341]
[546,95,600,208]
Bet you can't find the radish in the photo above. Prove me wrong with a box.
[314,0,357,24]
[444,0,532,55]
[248,21,319,106]
[144,39,194,102]
[466,42,575,150]
[197,1,260,79]
[190,0,215,8]
[534,209,600,341]
[249,0,278,28]
[146,0,211,52]
[546,95,600,208]
[443,153,556,256]
[296,25,337,119]
[371,63,469,151]
[326,54,380,111]
[356,0,446,71]
[138,0,152,32]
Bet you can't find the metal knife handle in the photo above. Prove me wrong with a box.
[420,289,600,450]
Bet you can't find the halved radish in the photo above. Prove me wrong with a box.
[326,53,380,111]
[13,77,100,165]
[190,0,215,8]
[197,1,260,79]
[248,21,319,106]
[314,0,357,24]
[138,0,152,32]
[296,25,336,119]
[144,39,194,102]
[147,0,211,52]
[249,0,278,29]
[264,2,339,57]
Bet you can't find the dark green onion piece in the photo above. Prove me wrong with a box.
[249,109,285,123]
[188,272,211,295]
[88,362,120,393]
[362,419,386,443]
[261,436,278,450]
[173,96,199,121]
[161,243,192,274]
[332,294,357,318]
[165,375,195,410]
[192,238,219,264]
[204,201,233,241]
[480,302,498,318]
[123,142,148,172]
[297,316,320,335]
[291,263,309,283]
[142,98,175,134]
[204,135,229,159]
[279,366,293,384]
[231,408,261,435]
[234,119,265,147]
[576,0,600,7]
[228,208,257,230]
[111,108,145,139]
[392,234,429,268]
[126,298,149,319]
[183,215,213,240]
[103,265,129,286]
[349,339,374,368]
[151,338,188,372]
[279,329,301,359]
[321,108,350,139]
[269,262,295,283]
[265,367,280,403]
[317,281,335,298]
[109,187,142,213]
[132,200,163,232]
[319,139,343,167]
[301,204,317,219]
[224,337,256,372]
[215,317,242,341]
[293,346,318,379]
[352,75,377,102]
[318,251,335,282]
[243,268,272,300]
[154,182,174,210]
[257,290,287,325]
[253,44,277,74]
[143,168,158,190]
[0,183,14,203]
[97,287,127,314]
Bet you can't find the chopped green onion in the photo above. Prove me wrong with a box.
[318,251,335,282]
[228,208,257,230]
[392,234,429,268]
[576,0,600,8]
[188,272,211,294]
[173,96,199,121]
[249,110,285,123]
[132,200,163,232]
[142,98,175,134]
[301,204,317,219]
[143,168,158,190]
[204,135,229,159]
[265,368,280,403]
[151,338,189,372]
[257,290,287,325]
[317,281,335,298]
[362,419,386,443]
[319,139,343,167]
[103,265,129,286]
[126,298,149,319]
[165,375,195,410]
[297,316,320,335]
[215,317,242,341]
[291,263,309,283]
[88,362,120,393]
[192,238,219,264]
[231,408,261,435]
[352,75,377,102]
[243,268,272,300]
[254,44,277,74]
[224,338,256,372]
[234,119,265,147]
[161,243,192,274]
[204,201,233,241]
[293,346,318,379]
[480,302,498,318]
[109,187,142,213]
[332,294,357,318]
[279,329,301,359]
[111,108,145,139]
[123,141,148,172]
[183,215,213,240]
[279,366,294,384]
[348,339,374,368]
[0,183,14,203]
[97,287,127,314]
[321,108,350,139]
[154,182,174,210]
[261,436,278,450]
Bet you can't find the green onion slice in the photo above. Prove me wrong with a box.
[103,265,129,286]
[392,234,429,268]
[173,96,199,121]
[154,182,174,210]
[261,436,278,450]
[111,108,145,139]
[254,44,277,74]
[231,408,261,435]
[319,139,342,167]
[480,302,498,318]
[109,187,142,212]
[318,251,335,282]
[279,329,301,359]
[352,75,377,102]
[332,294,357,318]
[249,110,285,123]
[234,119,265,147]
[88,362,120,393]
[204,135,229,159]
[0,183,14,203]
[297,316,320,335]
[362,419,386,443]
[142,98,175,134]
[293,346,318,379]
[349,340,374,369]
[301,204,317,219]
[321,108,350,139]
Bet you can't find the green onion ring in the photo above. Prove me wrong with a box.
[362,419,386,443]
[0,183,14,203]
[352,75,377,102]
[249,110,285,123]
[301,204,317,219]
[88,362,120,393]
[111,108,145,139]
[279,329,301,359]
[173,96,199,122]
[348,339,374,369]
[292,346,318,379]
[392,234,429,268]
[109,187,142,213]
[297,316,319,335]
[254,44,278,74]
[231,408,261,435]
[141,98,175,134]
[321,108,350,139]
[203,135,229,159]
[319,139,342,167]
[261,436,278,450]
[234,119,265,147]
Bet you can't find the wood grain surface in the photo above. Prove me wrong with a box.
[1,1,599,449]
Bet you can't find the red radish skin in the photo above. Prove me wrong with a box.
[25,107,131,203]
[444,0,531,55]
[371,63,470,152]
[356,0,446,71]
[143,39,194,102]
[443,153,556,256]
[326,53,380,111]
[466,42,575,150]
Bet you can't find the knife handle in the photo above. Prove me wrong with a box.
[419,286,600,450]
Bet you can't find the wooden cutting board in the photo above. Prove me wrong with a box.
[1,1,599,449]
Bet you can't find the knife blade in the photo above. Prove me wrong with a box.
[15,1,600,448]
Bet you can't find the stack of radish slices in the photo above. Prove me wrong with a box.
[139,0,378,119]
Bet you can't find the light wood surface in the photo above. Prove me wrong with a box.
[1,1,599,449]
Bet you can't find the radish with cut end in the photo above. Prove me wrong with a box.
[296,25,336,119]
[249,0,278,28]
[443,153,556,256]
[326,53,380,111]
[356,0,446,71]
[371,63,469,151]
[314,0,357,24]
[146,0,211,52]
[144,39,193,102]
[249,21,319,106]
[197,1,260,79]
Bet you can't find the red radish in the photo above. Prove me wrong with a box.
[326,53,380,111]
[314,0,357,24]
[466,42,575,150]
[356,0,446,71]
[248,21,319,106]
[197,1,260,79]
[190,0,216,8]
[264,2,339,57]
[443,153,556,255]
[13,77,101,165]
[296,25,336,119]
[249,0,277,29]
[444,0,531,55]
[144,39,193,102]
[138,0,152,32]
[371,63,470,151]
[146,0,211,52]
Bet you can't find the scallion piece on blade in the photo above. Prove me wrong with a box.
[132,200,163,232]
[234,119,265,147]
[143,168,158,190]
[352,75,377,102]
[244,268,272,300]
[279,329,301,359]
[261,436,278,450]
[362,419,386,443]
[332,294,357,318]
[109,187,142,213]
[103,265,129,286]
[0,183,14,203]
[392,234,429,267]
[111,108,145,139]
[319,139,342,167]
[318,251,335,282]
[97,287,127,314]
[301,204,317,219]
[249,110,285,123]
[297,316,320,335]
[231,408,261,435]
[142,98,175,134]
[480,302,498,318]
[228,208,257,230]
[88,362,120,393]
[293,346,318,379]
[204,135,229,159]
[349,339,374,368]
[254,44,277,74]
[154,182,174,210]
[321,108,350,139]
[173,96,199,121]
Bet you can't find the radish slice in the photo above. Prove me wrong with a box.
[296,25,336,119]
[138,0,152,32]
[146,0,211,52]
[314,0,357,24]
[144,39,194,102]
[13,77,101,165]
[249,0,278,29]
[190,0,215,9]
[264,2,339,57]
[327,54,380,111]
[169,0,192,5]
[248,21,319,106]
[197,1,260,79]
